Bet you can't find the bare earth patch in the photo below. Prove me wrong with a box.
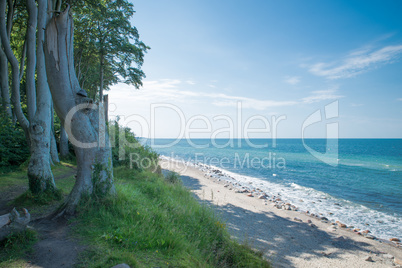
[25,218,84,268]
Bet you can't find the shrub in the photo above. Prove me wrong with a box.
[0,111,30,173]
[164,171,181,184]
[109,120,159,171]
[0,229,38,265]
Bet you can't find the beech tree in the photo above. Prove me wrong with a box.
[0,0,14,118]
[0,42,11,117]
[57,0,149,162]
[45,5,116,216]
[1,0,146,216]
[0,0,56,194]
[72,0,149,100]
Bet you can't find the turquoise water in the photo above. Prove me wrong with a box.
[146,138,402,240]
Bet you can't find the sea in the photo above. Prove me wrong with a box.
[144,138,402,241]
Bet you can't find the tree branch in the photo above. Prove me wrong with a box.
[76,49,83,80]
[26,0,38,122]
[0,0,29,133]
[6,0,15,39]
[19,40,27,82]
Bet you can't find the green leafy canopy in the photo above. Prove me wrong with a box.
[72,0,149,99]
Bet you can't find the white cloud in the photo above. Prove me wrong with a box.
[110,79,297,111]
[397,98,402,101]
[144,79,181,89]
[309,45,402,79]
[302,86,344,104]
[211,95,297,110]
[186,80,196,85]
[110,79,343,112]
[284,76,301,85]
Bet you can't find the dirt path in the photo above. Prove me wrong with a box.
[26,218,84,268]
[1,165,84,268]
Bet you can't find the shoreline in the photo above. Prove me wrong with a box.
[160,157,402,267]
[159,155,401,242]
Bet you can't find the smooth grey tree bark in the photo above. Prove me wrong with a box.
[50,103,60,164]
[0,1,30,140]
[50,132,60,164]
[0,0,15,118]
[60,125,69,158]
[45,6,114,216]
[26,0,56,193]
[0,47,12,117]
[25,0,36,122]
[99,52,104,102]
[0,0,56,194]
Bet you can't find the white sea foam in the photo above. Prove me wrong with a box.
[163,155,402,241]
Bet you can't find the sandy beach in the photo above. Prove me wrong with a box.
[160,158,402,268]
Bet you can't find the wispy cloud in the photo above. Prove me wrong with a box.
[186,80,196,85]
[397,98,402,101]
[112,79,297,110]
[144,79,182,89]
[111,79,343,111]
[211,95,297,110]
[302,86,344,103]
[284,76,301,85]
[309,45,402,79]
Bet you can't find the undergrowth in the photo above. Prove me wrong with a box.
[13,189,63,206]
[164,171,181,184]
[73,167,270,267]
[0,229,38,267]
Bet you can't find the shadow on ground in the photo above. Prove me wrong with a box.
[177,172,374,268]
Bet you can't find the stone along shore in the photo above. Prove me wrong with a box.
[160,157,402,268]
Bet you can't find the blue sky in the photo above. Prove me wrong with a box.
[108,0,402,139]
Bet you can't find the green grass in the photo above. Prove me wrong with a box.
[0,162,76,268]
[0,168,28,190]
[0,161,269,267]
[12,162,76,209]
[73,167,270,267]
[0,229,38,268]
[0,161,75,195]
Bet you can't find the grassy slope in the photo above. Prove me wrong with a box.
[0,165,269,267]
[74,167,269,267]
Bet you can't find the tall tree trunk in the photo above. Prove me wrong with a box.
[59,125,69,158]
[0,1,30,140]
[50,129,60,164]
[50,103,60,164]
[103,94,108,122]
[99,52,104,102]
[0,48,11,117]
[6,0,15,38]
[45,6,114,216]
[25,0,36,122]
[27,0,56,194]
